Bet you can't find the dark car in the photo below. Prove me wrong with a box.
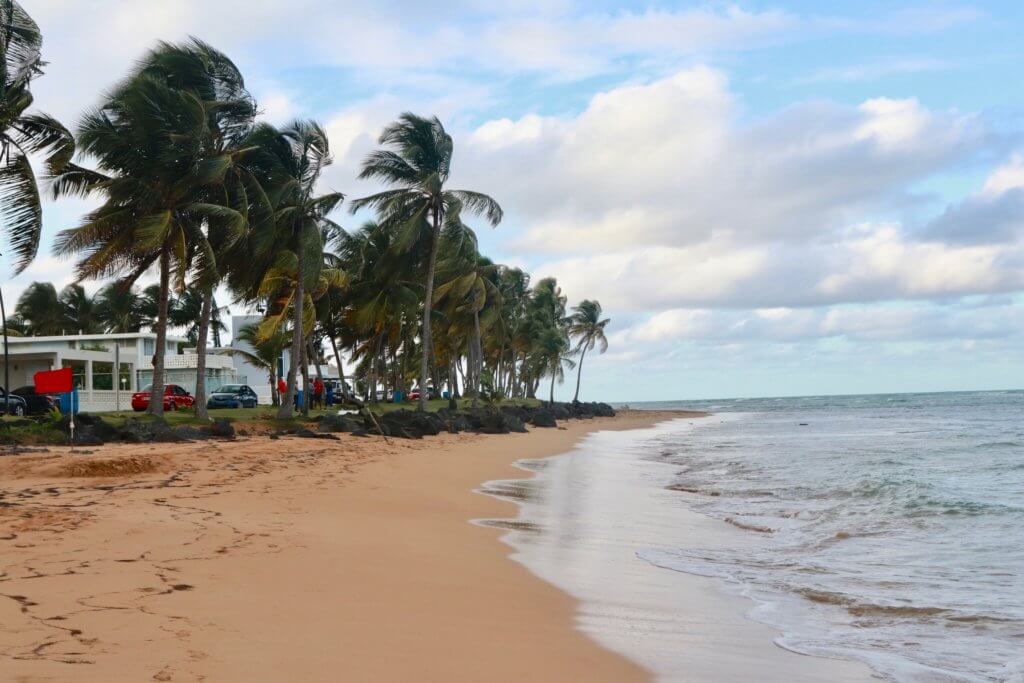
[0,387,28,417]
[207,384,258,409]
[12,386,60,415]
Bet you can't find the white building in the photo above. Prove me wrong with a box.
[0,332,238,412]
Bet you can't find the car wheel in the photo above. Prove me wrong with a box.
[168,402,177,412]
[14,404,25,416]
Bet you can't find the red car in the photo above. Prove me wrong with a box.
[131,384,195,412]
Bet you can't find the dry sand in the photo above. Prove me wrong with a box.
[0,410,684,682]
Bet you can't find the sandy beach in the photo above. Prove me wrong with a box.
[1,410,687,682]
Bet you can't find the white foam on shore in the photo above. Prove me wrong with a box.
[476,417,874,682]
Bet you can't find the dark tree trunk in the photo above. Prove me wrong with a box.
[300,334,311,417]
[148,249,171,417]
[278,239,303,419]
[418,206,441,412]
[194,287,213,420]
[573,345,588,403]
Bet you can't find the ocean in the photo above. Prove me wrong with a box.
[482,391,1024,682]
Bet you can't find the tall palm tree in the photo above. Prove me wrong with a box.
[352,113,502,411]
[59,283,101,334]
[567,299,609,402]
[0,0,74,396]
[241,121,344,418]
[53,39,255,416]
[94,281,145,333]
[538,327,575,404]
[14,281,63,335]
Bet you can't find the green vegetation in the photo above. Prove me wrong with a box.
[0,2,611,422]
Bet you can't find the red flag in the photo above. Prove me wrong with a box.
[35,368,73,393]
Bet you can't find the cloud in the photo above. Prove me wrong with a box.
[794,57,950,85]
[458,68,982,259]
[925,154,1024,244]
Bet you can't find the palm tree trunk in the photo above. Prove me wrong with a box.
[472,310,482,412]
[277,241,303,419]
[573,346,587,403]
[418,208,441,412]
[300,333,311,417]
[193,287,213,420]
[328,332,347,398]
[148,249,170,417]
[270,364,279,406]
[1,284,9,415]
[549,369,556,404]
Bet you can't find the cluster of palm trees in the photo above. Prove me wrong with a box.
[6,281,227,344]
[0,2,610,419]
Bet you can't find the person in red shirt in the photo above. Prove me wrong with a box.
[277,377,287,405]
[312,377,325,409]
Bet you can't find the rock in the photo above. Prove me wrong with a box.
[529,409,558,428]
[292,427,339,440]
[118,418,186,443]
[173,425,209,440]
[468,408,527,434]
[375,410,445,439]
[58,413,120,445]
[318,414,363,434]
[210,418,235,439]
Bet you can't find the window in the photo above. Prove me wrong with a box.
[143,338,155,356]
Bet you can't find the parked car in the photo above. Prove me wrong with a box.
[11,386,60,415]
[407,386,440,401]
[206,384,258,409]
[131,384,194,412]
[0,387,28,416]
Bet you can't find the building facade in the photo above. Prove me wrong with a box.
[0,332,239,412]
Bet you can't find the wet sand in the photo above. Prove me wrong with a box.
[0,410,682,682]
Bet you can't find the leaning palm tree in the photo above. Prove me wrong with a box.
[567,299,609,402]
[241,121,344,418]
[351,113,503,411]
[0,0,74,396]
[53,39,255,416]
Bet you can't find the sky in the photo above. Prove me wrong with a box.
[5,0,1024,402]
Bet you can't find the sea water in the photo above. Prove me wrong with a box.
[630,391,1024,682]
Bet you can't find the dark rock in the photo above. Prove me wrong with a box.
[548,403,571,419]
[117,418,186,443]
[173,426,209,441]
[58,413,120,445]
[529,409,558,428]
[210,418,235,439]
[293,427,339,440]
[375,410,445,439]
[468,408,527,434]
[318,414,363,433]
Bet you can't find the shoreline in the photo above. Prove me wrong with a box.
[481,414,877,682]
[0,409,683,681]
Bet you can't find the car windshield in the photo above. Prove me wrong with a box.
[217,385,244,393]
[141,385,152,392]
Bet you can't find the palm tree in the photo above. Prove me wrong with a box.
[538,327,575,404]
[169,285,228,346]
[232,322,288,406]
[94,281,145,333]
[567,300,609,402]
[0,0,74,398]
[53,39,255,417]
[59,283,101,334]
[352,113,502,411]
[13,281,63,335]
[241,121,344,418]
